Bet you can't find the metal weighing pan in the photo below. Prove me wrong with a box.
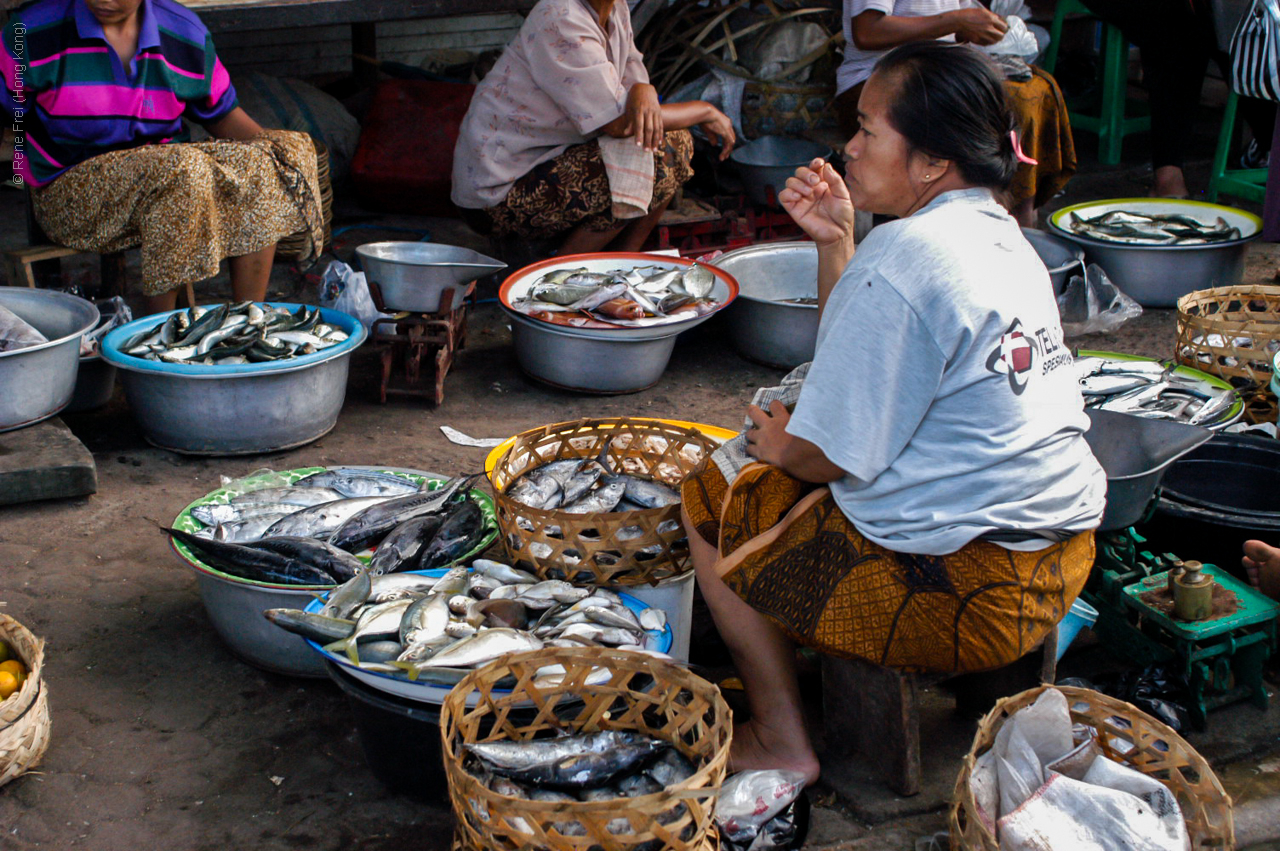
[0,288,100,432]
[356,242,506,314]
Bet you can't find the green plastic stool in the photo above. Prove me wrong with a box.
[1043,0,1151,165]
[1207,90,1268,204]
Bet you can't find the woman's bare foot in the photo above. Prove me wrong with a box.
[728,718,820,785]
[1242,540,1280,600]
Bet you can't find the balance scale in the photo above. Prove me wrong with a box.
[1082,409,1279,730]
[366,280,469,406]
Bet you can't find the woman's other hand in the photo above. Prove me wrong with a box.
[699,106,736,160]
[947,7,1007,46]
[779,158,855,246]
[745,401,793,467]
[625,83,664,152]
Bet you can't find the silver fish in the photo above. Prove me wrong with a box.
[229,486,345,507]
[367,572,438,601]
[326,598,414,663]
[320,569,372,619]
[411,627,542,669]
[473,559,539,584]
[559,481,626,514]
[295,469,421,498]
[261,496,390,539]
[465,730,667,790]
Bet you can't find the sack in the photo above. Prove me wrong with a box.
[1230,0,1280,103]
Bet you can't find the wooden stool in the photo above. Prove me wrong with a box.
[3,191,129,295]
[820,627,1058,797]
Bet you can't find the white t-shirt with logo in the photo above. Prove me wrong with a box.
[838,0,966,94]
[787,188,1106,556]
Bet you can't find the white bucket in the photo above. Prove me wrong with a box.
[610,571,696,662]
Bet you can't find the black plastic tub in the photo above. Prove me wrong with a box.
[1137,433,1280,576]
[326,661,448,801]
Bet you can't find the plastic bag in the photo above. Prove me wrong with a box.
[715,770,808,851]
[990,0,1032,18]
[1057,264,1143,337]
[218,468,299,495]
[80,296,132,357]
[320,259,392,333]
[977,16,1040,59]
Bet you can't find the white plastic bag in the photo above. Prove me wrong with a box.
[715,770,807,850]
[978,15,1040,59]
[1057,264,1144,336]
[320,259,392,333]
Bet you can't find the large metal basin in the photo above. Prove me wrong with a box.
[1048,199,1260,308]
[711,241,819,369]
[730,136,833,208]
[356,242,506,313]
[101,303,366,455]
[508,313,677,394]
[0,287,100,432]
[1082,408,1213,532]
[1021,227,1084,296]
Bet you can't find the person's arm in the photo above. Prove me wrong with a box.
[745,401,848,483]
[778,158,856,314]
[849,7,1006,50]
[205,106,263,141]
[599,89,735,159]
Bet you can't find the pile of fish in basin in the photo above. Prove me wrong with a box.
[499,253,738,393]
[168,466,497,676]
[271,559,672,704]
[101,301,366,454]
[1075,350,1243,429]
[1049,199,1261,308]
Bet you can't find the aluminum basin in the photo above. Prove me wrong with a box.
[730,136,833,208]
[1048,199,1260,308]
[1021,227,1084,296]
[711,241,819,369]
[101,303,366,455]
[507,312,677,394]
[356,242,506,313]
[0,288,100,432]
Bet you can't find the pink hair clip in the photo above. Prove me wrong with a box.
[1010,131,1038,166]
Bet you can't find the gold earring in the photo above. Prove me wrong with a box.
[923,174,931,180]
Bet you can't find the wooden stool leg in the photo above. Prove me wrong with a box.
[1,255,34,288]
[822,656,921,796]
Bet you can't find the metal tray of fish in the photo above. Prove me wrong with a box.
[1075,350,1244,430]
[1049,199,1260,249]
[499,252,739,341]
[169,466,499,589]
[296,563,670,701]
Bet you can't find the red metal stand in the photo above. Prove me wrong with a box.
[367,279,469,406]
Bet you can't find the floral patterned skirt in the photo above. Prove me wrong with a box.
[682,462,1095,674]
[479,129,694,239]
[32,129,322,296]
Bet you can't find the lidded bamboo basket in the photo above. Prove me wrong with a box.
[1176,284,1280,424]
[0,613,50,788]
[949,685,1233,850]
[489,417,717,586]
[441,647,731,851]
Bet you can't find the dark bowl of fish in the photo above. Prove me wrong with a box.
[0,288,100,432]
[1048,199,1261,308]
[168,466,499,678]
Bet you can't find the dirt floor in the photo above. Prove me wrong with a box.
[5,95,1280,849]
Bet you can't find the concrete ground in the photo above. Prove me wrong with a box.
[5,98,1280,850]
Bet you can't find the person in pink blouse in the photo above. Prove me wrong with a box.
[452,0,734,256]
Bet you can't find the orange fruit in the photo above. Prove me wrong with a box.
[0,659,25,685]
[0,671,16,700]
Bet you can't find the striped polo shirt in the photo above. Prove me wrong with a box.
[1,0,238,186]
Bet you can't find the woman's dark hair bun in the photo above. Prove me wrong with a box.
[873,42,1021,190]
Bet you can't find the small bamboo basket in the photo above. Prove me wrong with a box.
[741,80,837,140]
[489,417,717,586]
[276,137,333,261]
[1176,285,1280,424]
[441,647,731,851]
[0,613,50,788]
[949,685,1233,850]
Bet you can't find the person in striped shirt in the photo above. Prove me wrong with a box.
[1,0,323,314]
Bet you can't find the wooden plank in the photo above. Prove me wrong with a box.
[0,418,96,506]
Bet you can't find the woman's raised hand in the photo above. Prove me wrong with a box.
[779,158,855,246]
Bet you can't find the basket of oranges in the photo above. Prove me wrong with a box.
[0,612,49,787]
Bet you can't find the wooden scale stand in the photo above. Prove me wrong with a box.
[366,279,470,406]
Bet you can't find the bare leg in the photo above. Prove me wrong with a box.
[228,242,277,303]
[1242,540,1280,600]
[609,195,674,252]
[683,505,821,784]
[142,289,179,316]
[1152,165,1189,199]
[558,222,625,256]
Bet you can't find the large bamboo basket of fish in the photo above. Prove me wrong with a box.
[442,647,730,851]
[276,138,333,260]
[490,417,717,587]
[0,614,51,788]
[949,685,1232,850]
[1175,284,1280,424]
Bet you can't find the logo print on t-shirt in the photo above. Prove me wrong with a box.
[986,319,1037,395]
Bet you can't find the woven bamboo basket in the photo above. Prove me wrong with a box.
[1176,285,1280,424]
[276,137,333,260]
[949,685,1233,850]
[741,79,837,140]
[489,417,717,587]
[0,613,50,788]
[441,647,731,851]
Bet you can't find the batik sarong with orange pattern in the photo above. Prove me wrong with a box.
[682,462,1094,674]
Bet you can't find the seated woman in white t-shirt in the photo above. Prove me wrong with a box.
[679,42,1105,783]
[836,0,1073,226]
